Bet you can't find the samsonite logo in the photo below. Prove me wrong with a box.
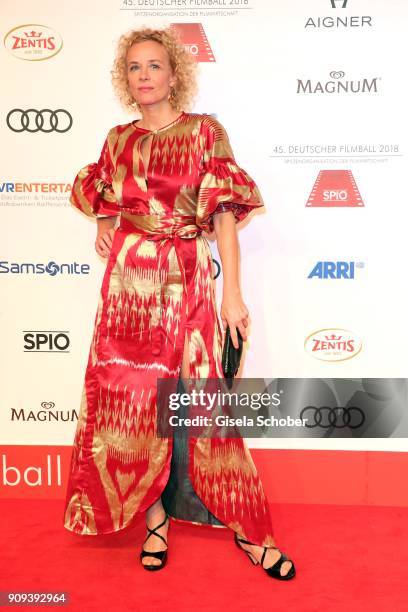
[308,261,364,279]
[305,328,362,362]
[4,24,63,61]
[0,260,90,275]
[306,170,364,207]
[170,23,215,62]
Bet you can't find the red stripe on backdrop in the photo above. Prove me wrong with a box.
[0,446,407,506]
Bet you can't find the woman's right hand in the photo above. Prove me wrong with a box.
[95,217,117,258]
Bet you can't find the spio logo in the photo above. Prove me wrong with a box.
[6,109,73,133]
[304,328,362,362]
[170,23,215,62]
[3,24,63,61]
[324,190,347,202]
[23,331,70,352]
[308,261,364,279]
[306,170,364,207]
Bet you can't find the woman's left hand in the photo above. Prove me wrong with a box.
[220,292,249,349]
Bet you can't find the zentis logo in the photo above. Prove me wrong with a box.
[4,24,63,61]
[306,170,364,207]
[305,328,362,362]
[170,23,215,62]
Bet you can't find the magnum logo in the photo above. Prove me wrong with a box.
[297,71,379,94]
[170,23,215,62]
[306,170,364,208]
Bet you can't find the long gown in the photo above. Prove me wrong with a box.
[63,111,275,547]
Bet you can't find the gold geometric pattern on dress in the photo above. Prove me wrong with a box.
[65,112,273,543]
[188,328,209,379]
[64,491,97,535]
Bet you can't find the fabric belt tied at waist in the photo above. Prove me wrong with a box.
[118,213,203,355]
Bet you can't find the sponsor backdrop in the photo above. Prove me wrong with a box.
[1,0,408,500]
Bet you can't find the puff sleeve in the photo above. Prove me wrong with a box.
[196,116,265,234]
[69,130,120,219]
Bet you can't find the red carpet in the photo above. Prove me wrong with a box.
[1,499,407,611]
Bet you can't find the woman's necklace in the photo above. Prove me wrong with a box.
[136,111,184,133]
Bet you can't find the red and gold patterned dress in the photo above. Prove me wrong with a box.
[63,111,275,547]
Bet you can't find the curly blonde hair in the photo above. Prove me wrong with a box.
[111,26,198,115]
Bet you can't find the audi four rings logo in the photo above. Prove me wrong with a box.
[6,109,73,133]
[299,405,365,428]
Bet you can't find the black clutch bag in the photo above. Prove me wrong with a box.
[222,326,244,389]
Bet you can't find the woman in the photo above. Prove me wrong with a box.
[63,26,295,580]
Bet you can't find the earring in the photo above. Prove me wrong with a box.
[168,86,176,103]
[131,98,141,112]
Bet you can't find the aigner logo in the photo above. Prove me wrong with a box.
[3,24,63,61]
[306,170,364,208]
[305,0,373,29]
[6,109,73,133]
[330,0,348,7]
[297,71,379,94]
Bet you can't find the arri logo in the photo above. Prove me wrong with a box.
[297,71,379,94]
[306,170,364,207]
[3,24,63,61]
[0,260,90,275]
[308,261,364,279]
[305,328,362,362]
[170,23,215,62]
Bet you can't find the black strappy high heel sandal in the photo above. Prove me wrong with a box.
[234,533,296,580]
[140,514,169,571]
